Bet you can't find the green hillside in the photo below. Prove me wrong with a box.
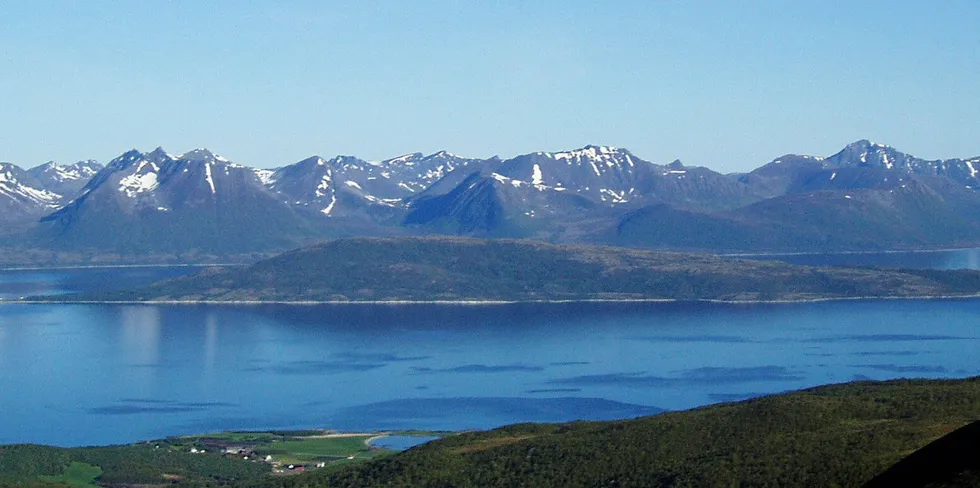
[257,377,980,488]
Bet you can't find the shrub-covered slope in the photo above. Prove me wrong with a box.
[259,377,980,488]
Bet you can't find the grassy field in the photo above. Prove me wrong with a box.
[256,435,387,465]
[39,462,101,487]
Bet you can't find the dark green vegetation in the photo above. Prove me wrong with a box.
[57,236,980,303]
[0,441,268,487]
[0,430,406,487]
[39,462,101,487]
[863,420,980,488]
[257,377,980,488]
[0,430,398,487]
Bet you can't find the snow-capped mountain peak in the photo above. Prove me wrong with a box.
[828,140,907,169]
[179,148,229,163]
[29,160,101,182]
[0,162,61,212]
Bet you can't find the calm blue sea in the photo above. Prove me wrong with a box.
[0,252,978,447]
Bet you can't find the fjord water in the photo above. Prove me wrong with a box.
[0,266,211,299]
[0,258,979,447]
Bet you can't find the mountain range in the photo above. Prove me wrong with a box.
[2,140,979,263]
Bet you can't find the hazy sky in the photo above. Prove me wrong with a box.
[1,1,978,172]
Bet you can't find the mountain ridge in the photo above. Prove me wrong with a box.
[4,140,980,262]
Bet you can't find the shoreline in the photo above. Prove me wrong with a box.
[5,293,980,306]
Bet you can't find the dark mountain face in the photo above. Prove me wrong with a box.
[739,154,829,197]
[614,178,980,252]
[38,148,317,254]
[404,172,603,238]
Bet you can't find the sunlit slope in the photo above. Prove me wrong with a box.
[260,377,980,488]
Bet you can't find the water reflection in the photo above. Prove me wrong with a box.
[204,312,218,372]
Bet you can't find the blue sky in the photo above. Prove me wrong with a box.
[1,1,977,172]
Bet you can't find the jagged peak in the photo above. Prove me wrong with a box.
[667,159,685,169]
[147,146,173,158]
[142,147,174,165]
[106,149,146,170]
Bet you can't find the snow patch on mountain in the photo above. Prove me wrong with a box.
[386,154,417,166]
[118,161,160,197]
[315,171,332,198]
[204,162,216,194]
[321,193,337,216]
[254,169,276,186]
[33,161,100,182]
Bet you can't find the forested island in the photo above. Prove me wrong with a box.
[31,237,980,304]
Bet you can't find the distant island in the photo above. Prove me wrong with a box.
[31,236,980,304]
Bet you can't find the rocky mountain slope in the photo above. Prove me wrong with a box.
[37,148,318,254]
